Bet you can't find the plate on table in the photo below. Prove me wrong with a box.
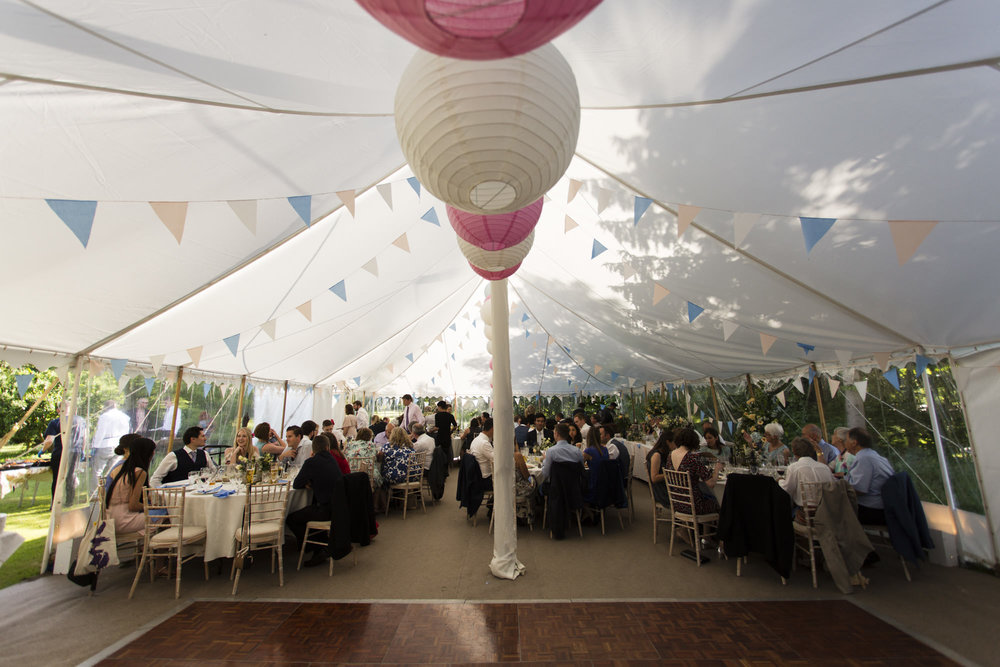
[160,480,190,488]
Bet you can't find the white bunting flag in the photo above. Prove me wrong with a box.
[118,372,131,390]
[376,182,393,210]
[722,321,739,342]
[623,262,637,281]
[829,378,840,398]
[392,233,410,253]
[187,346,203,367]
[261,319,277,340]
[760,333,777,356]
[792,377,805,394]
[150,201,188,244]
[567,178,582,203]
[677,204,701,238]
[834,349,852,366]
[362,258,379,277]
[597,187,614,214]
[296,300,312,322]
[564,214,579,233]
[149,354,165,376]
[652,282,670,306]
[227,200,258,235]
[854,379,868,402]
[594,364,602,374]
[874,351,891,371]
[89,358,104,375]
[733,212,761,246]
[776,390,786,407]
[337,190,356,217]
[888,220,938,265]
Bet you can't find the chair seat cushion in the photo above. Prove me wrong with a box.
[234,521,283,540]
[305,520,331,530]
[149,525,207,546]
[674,511,719,523]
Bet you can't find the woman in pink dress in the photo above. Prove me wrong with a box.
[106,437,156,534]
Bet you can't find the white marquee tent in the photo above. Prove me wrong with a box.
[2,1,999,566]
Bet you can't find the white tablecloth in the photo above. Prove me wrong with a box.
[625,440,649,482]
[0,466,49,499]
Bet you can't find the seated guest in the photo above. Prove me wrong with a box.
[525,413,553,452]
[700,426,731,464]
[540,422,584,480]
[599,423,625,461]
[369,415,386,436]
[762,422,790,465]
[345,427,383,487]
[829,426,855,476]
[567,422,584,448]
[105,437,156,534]
[514,414,529,449]
[255,422,286,456]
[286,434,344,567]
[646,428,676,507]
[278,425,312,468]
[151,426,216,486]
[802,423,840,465]
[382,425,415,485]
[667,428,724,515]
[780,437,835,512]
[583,427,609,467]
[469,418,495,489]
[460,417,482,455]
[322,419,344,446]
[513,447,535,523]
[411,423,435,472]
[106,433,142,491]
[323,433,351,476]
[846,427,894,524]
[573,410,591,443]
[374,421,395,450]
[224,427,258,465]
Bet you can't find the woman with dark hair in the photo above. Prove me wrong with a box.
[341,404,358,440]
[582,426,607,463]
[254,422,286,456]
[646,428,676,507]
[460,417,482,456]
[105,432,142,491]
[700,426,731,464]
[316,433,351,476]
[567,422,584,448]
[433,400,458,462]
[667,428,724,515]
[106,437,156,534]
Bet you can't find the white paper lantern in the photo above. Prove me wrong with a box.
[395,43,580,214]
[457,231,534,272]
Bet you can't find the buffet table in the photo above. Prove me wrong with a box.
[1,463,50,501]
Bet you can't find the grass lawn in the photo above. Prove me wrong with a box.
[0,471,53,590]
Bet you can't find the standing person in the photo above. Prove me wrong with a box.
[370,415,386,437]
[286,434,344,567]
[88,399,131,493]
[514,415,529,449]
[150,426,216,486]
[433,401,458,462]
[572,410,591,443]
[353,400,370,430]
[341,404,358,440]
[105,437,156,535]
[400,394,424,433]
[469,418,495,489]
[131,396,151,436]
[40,401,88,506]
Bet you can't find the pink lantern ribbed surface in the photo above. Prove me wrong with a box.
[469,261,521,281]
[448,198,542,251]
[355,0,603,60]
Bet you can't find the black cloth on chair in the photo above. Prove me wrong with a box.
[548,461,585,540]
[584,456,625,509]
[718,473,794,579]
[342,471,377,546]
[427,446,449,500]
[881,471,934,563]
[325,475,354,560]
[457,453,487,518]
[612,439,631,489]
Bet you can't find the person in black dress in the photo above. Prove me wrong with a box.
[433,401,458,462]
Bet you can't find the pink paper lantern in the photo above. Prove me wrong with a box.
[448,198,542,251]
[356,0,603,60]
[469,260,521,281]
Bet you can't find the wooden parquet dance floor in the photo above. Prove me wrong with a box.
[98,599,955,665]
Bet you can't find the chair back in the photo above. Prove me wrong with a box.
[405,451,423,484]
[143,487,187,535]
[348,455,375,479]
[799,481,823,529]
[663,468,697,515]
[244,483,289,525]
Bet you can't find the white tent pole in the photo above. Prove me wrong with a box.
[41,354,83,573]
[488,279,522,579]
[923,370,966,562]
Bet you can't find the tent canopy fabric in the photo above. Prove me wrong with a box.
[1,0,999,397]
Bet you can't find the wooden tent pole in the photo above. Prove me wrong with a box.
[280,380,289,431]
[0,378,60,448]
[41,355,83,573]
[709,377,722,425]
[235,375,247,445]
[166,367,183,452]
[812,364,829,442]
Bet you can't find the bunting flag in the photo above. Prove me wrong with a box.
[808,367,816,384]
[634,196,653,226]
[797,342,815,355]
[525,330,530,338]
[548,335,556,344]
[677,204,701,238]
[393,233,411,253]
[666,383,674,393]
[564,214,579,233]
[568,379,573,387]
[567,178,582,203]
[733,212,760,246]
[610,371,619,382]
[546,359,552,367]
[421,207,440,226]
[686,301,704,323]
[227,200,258,234]
[296,300,312,322]
[888,220,938,265]
[722,321,739,342]
[187,346,203,367]
[110,358,128,382]
[335,190,356,217]
[14,373,33,398]
[223,334,240,357]
[916,354,933,377]
[594,364,602,374]
[591,239,607,259]
[435,333,443,343]
[261,319,278,339]
[727,420,734,434]
[89,358,105,375]
[149,354,164,376]
[874,351,891,371]
[834,349,853,366]
[597,187,614,214]
[361,258,379,277]
[854,379,868,402]
[760,333,777,355]
[353,375,362,386]
[451,353,456,361]
[144,377,155,395]
[776,390,786,407]
[449,323,457,331]
[329,279,347,301]
[202,382,212,398]
[829,378,840,398]
[405,353,414,363]
[47,199,97,248]
[622,262,637,281]
[376,182,393,210]
[629,377,636,387]
[406,177,421,197]
[800,217,836,253]
[151,201,189,243]
[792,377,805,394]
[884,367,901,390]
[521,313,530,322]
[116,372,130,390]
[287,195,312,226]
[652,282,670,306]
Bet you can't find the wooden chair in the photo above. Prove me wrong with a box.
[296,518,358,576]
[347,455,376,491]
[386,451,425,519]
[129,487,208,599]
[231,483,289,595]
[792,481,823,588]
[490,475,537,533]
[648,477,672,544]
[623,462,635,524]
[663,468,719,567]
[863,525,913,582]
[541,494,583,537]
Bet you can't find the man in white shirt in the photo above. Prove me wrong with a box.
[279,424,312,469]
[411,423,435,471]
[158,398,182,436]
[572,410,591,444]
[151,426,216,486]
[469,418,495,487]
[353,400,370,430]
[88,399,131,491]
[321,419,344,446]
[400,393,424,434]
[780,437,834,509]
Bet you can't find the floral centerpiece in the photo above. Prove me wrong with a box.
[236,452,274,485]
[732,385,781,469]
[537,437,554,453]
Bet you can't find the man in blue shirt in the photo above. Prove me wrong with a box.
[802,423,840,466]
[513,415,529,449]
[541,423,584,480]
[846,427,895,525]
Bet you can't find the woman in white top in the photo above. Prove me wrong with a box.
[341,404,358,440]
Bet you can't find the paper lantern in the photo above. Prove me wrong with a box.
[469,261,521,280]
[395,43,580,215]
[449,198,542,251]
[356,0,603,60]
[457,231,534,272]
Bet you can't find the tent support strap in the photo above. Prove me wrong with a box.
[41,355,83,573]
[0,378,60,448]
